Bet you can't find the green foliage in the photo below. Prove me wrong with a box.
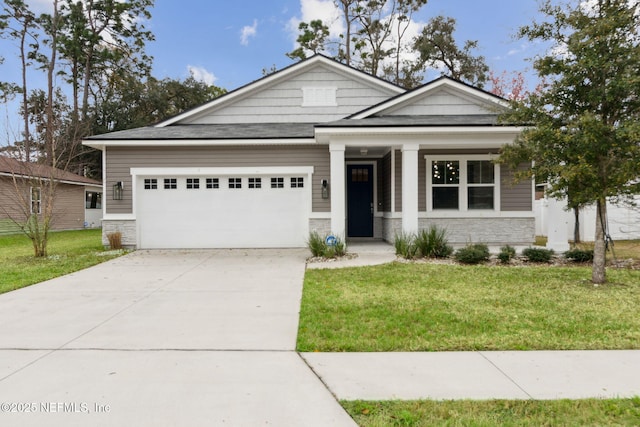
[565,248,594,263]
[522,247,554,263]
[414,225,453,258]
[454,243,490,264]
[414,15,489,87]
[298,263,640,352]
[498,245,517,264]
[394,232,418,259]
[307,232,346,259]
[0,229,125,294]
[498,0,640,283]
[342,399,640,427]
[307,231,326,257]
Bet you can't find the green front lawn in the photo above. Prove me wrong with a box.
[297,263,640,352]
[343,398,640,426]
[0,229,125,294]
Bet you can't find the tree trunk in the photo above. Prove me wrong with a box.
[592,199,607,284]
[573,206,581,244]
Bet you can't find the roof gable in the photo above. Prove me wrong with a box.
[349,76,508,119]
[158,55,404,126]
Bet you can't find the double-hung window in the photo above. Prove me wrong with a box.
[427,156,498,211]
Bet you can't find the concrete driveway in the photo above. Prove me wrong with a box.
[0,250,356,426]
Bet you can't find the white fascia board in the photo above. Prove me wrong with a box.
[350,78,509,119]
[158,56,403,127]
[315,126,523,144]
[82,138,317,149]
[130,166,315,177]
[0,171,100,188]
[418,211,535,219]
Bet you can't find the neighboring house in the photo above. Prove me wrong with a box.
[0,156,102,234]
[84,55,533,249]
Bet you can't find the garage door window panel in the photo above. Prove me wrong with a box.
[229,178,242,189]
[186,178,200,189]
[291,177,304,188]
[144,179,157,190]
[206,178,219,189]
[164,178,177,189]
[249,178,262,189]
[271,177,284,188]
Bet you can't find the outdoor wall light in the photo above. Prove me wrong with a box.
[112,181,124,200]
[321,179,329,199]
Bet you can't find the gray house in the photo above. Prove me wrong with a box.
[84,55,533,249]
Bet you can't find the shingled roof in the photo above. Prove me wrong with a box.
[0,156,101,186]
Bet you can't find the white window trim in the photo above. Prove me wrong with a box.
[30,186,42,214]
[425,154,500,213]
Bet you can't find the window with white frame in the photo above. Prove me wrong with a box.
[248,178,262,189]
[229,178,242,189]
[30,187,41,214]
[271,177,284,188]
[186,178,200,189]
[290,177,304,188]
[144,179,157,190]
[164,178,177,189]
[427,156,498,211]
[206,178,219,189]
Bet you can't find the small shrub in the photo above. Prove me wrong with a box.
[415,225,453,258]
[394,232,418,259]
[324,237,347,258]
[307,232,347,258]
[106,231,122,250]
[454,243,490,264]
[497,245,517,264]
[522,247,554,263]
[307,231,326,257]
[565,248,594,263]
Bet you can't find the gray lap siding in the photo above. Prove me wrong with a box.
[105,145,331,215]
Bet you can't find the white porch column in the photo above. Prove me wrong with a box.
[402,143,420,235]
[546,194,570,252]
[330,143,346,238]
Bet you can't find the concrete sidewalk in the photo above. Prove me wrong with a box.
[302,350,640,401]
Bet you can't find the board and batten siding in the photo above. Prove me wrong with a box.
[184,65,399,124]
[381,87,495,116]
[105,145,330,215]
[500,163,533,211]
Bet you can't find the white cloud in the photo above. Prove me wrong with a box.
[240,20,258,46]
[287,0,344,47]
[187,65,217,85]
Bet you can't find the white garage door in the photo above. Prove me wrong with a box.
[135,171,311,249]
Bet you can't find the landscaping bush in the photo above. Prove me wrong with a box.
[307,231,326,257]
[498,245,517,264]
[106,231,122,250]
[307,232,347,258]
[454,243,490,264]
[522,247,554,263]
[415,225,453,258]
[394,232,418,259]
[565,248,594,263]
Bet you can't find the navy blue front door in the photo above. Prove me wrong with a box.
[347,165,374,237]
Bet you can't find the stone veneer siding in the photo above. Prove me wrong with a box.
[102,219,137,248]
[382,217,535,246]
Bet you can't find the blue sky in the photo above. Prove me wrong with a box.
[147,0,546,90]
[0,0,547,138]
